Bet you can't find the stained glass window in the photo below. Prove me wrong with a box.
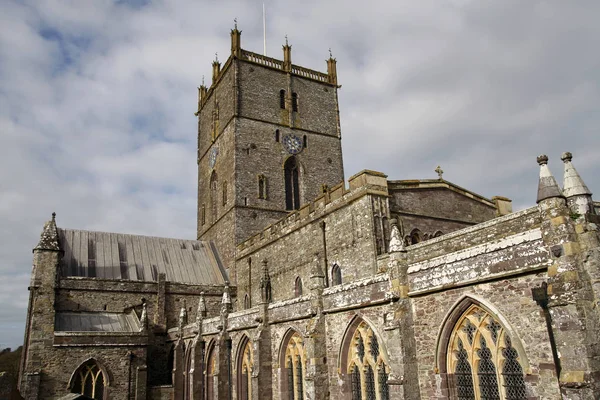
[455,339,475,400]
[447,305,526,400]
[284,332,305,400]
[347,321,388,400]
[502,336,526,400]
[351,364,361,400]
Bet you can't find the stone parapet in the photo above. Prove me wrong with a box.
[236,170,388,257]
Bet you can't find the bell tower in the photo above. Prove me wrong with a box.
[196,24,344,281]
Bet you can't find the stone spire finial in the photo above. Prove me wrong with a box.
[140,301,148,332]
[329,48,333,59]
[388,219,406,252]
[260,260,272,303]
[285,34,288,46]
[34,212,60,252]
[179,302,187,329]
[197,292,207,322]
[221,285,232,312]
[561,152,592,198]
[234,17,238,30]
[214,52,219,63]
[536,155,564,203]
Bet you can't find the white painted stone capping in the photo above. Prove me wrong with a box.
[408,228,542,274]
[403,205,539,251]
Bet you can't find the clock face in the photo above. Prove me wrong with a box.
[208,146,218,169]
[282,134,303,154]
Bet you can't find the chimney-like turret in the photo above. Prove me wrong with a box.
[212,54,221,84]
[327,49,337,85]
[230,20,241,58]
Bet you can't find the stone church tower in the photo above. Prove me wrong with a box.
[196,26,344,280]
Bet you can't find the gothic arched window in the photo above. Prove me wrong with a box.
[447,304,527,400]
[294,277,303,297]
[281,331,305,400]
[237,337,253,400]
[332,264,342,286]
[258,175,268,200]
[410,229,422,245]
[345,321,389,400]
[284,156,300,210]
[70,359,106,399]
[244,294,250,309]
[205,342,216,400]
[210,171,218,223]
[280,90,286,109]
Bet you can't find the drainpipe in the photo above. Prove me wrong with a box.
[320,221,329,287]
[532,282,561,378]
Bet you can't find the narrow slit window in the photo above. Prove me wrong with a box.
[258,175,268,200]
[292,92,298,112]
[275,129,280,142]
[303,135,307,148]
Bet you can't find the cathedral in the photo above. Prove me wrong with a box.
[18,26,600,400]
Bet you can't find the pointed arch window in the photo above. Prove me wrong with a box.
[70,359,106,399]
[244,294,250,309]
[237,337,253,400]
[345,321,389,400]
[410,229,422,245]
[447,304,526,400]
[332,264,342,286]
[210,171,218,222]
[281,331,305,400]
[284,156,300,210]
[258,175,268,200]
[206,342,216,400]
[294,277,303,297]
[280,90,286,109]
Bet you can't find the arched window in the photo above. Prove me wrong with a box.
[280,90,286,109]
[292,92,298,112]
[294,277,303,297]
[446,304,526,400]
[258,175,268,200]
[281,331,305,400]
[222,181,228,206]
[244,294,250,309]
[210,171,218,222]
[205,342,216,400]
[70,359,106,399]
[332,264,342,286]
[237,337,253,400]
[284,157,300,210]
[275,129,280,142]
[343,320,389,400]
[410,229,422,245]
[434,230,444,238]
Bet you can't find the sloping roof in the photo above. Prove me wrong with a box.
[58,228,227,285]
[55,311,140,332]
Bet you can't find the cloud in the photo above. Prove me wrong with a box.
[2,0,600,348]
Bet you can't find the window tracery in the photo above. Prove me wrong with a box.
[347,322,389,400]
[238,338,253,400]
[447,304,526,400]
[71,359,105,399]
[283,332,305,400]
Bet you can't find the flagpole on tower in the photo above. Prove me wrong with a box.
[263,3,267,56]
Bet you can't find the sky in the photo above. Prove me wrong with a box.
[1,0,600,349]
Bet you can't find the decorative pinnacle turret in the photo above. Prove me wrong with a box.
[179,302,187,331]
[561,151,592,198]
[34,212,60,252]
[388,219,406,253]
[140,301,148,332]
[536,155,563,203]
[197,291,207,321]
[221,285,232,311]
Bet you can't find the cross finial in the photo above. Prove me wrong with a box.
[329,48,333,58]
[285,34,288,46]
[201,75,204,86]
[435,165,444,180]
[214,52,218,62]
[52,212,56,221]
[234,17,237,30]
